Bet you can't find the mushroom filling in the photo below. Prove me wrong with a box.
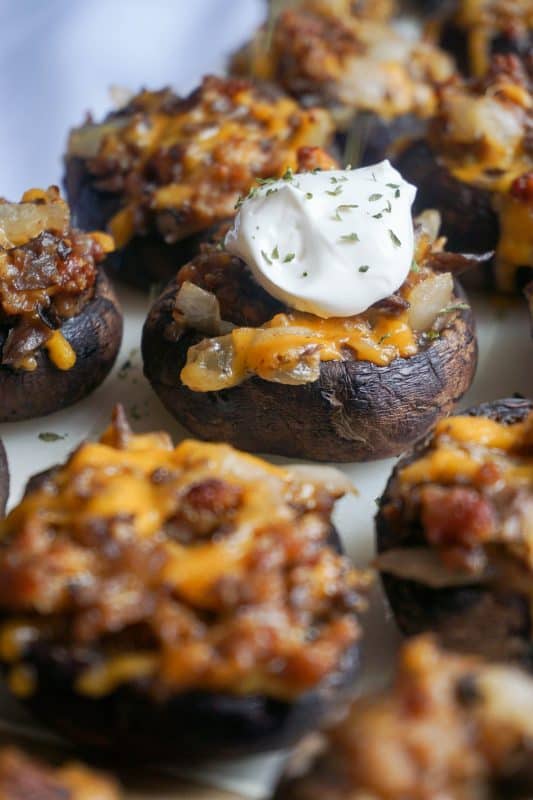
[231,0,454,126]
[428,55,533,290]
[276,636,533,800]
[176,215,469,391]
[67,76,335,248]
[0,187,113,372]
[0,748,120,800]
[0,408,367,701]
[443,0,533,78]
[377,410,533,594]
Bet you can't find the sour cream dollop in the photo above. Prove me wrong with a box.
[225,160,417,318]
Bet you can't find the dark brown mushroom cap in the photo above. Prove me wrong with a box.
[0,441,8,517]
[142,276,477,462]
[0,269,123,422]
[376,397,533,665]
[6,636,360,762]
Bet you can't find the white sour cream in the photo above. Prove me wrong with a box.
[225,160,417,318]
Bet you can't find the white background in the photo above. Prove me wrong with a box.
[0,0,263,198]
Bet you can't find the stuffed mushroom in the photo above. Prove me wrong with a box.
[0,747,120,800]
[395,54,533,292]
[0,187,122,422]
[0,441,7,517]
[0,406,368,760]
[230,0,455,164]
[275,635,533,800]
[438,0,533,77]
[143,162,477,462]
[376,397,533,665]
[65,76,335,289]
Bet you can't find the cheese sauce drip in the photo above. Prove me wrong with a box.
[225,161,417,318]
[0,410,366,700]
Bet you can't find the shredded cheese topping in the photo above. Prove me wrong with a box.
[0,410,366,700]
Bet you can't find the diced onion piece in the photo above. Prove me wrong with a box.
[287,465,356,498]
[407,272,454,332]
[182,333,239,392]
[67,119,128,159]
[445,95,524,156]
[182,326,325,392]
[375,547,490,588]
[415,210,442,246]
[175,281,226,336]
[0,200,70,248]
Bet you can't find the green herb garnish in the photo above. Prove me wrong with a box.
[261,250,273,265]
[38,432,66,442]
[358,265,370,273]
[271,245,279,260]
[369,193,383,202]
[340,233,360,242]
[389,229,402,248]
[326,185,343,196]
[283,253,296,263]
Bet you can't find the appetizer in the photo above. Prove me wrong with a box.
[0,187,122,422]
[0,441,7,517]
[0,407,367,760]
[231,0,455,164]
[275,636,533,800]
[396,55,533,292]
[65,76,335,288]
[143,161,477,462]
[439,0,533,77]
[0,747,120,799]
[376,397,533,664]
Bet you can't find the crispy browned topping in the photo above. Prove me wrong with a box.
[0,747,120,800]
[67,76,334,248]
[427,55,533,290]
[0,187,113,371]
[0,409,367,700]
[380,409,533,576]
[276,636,533,800]
[231,4,454,125]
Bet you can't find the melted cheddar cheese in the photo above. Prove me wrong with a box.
[400,413,533,487]
[0,187,114,371]
[231,3,454,124]
[181,308,418,392]
[430,68,533,291]
[0,410,366,700]
[394,408,533,579]
[452,0,533,78]
[69,76,334,247]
